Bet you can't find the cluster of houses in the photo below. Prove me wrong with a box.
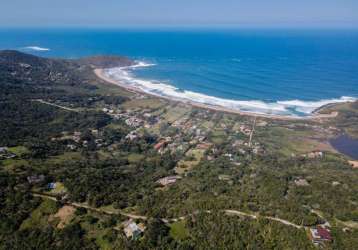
[301,151,324,159]
[51,129,107,150]
[0,147,16,160]
[102,105,161,129]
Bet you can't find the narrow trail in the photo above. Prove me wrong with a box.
[32,193,147,220]
[33,99,80,112]
[248,116,257,147]
[33,193,304,230]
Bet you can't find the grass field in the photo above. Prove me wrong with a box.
[176,149,205,174]
[20,199,59,230]
[162,105,190,123]
[122,98,165,110]
[170,221,189,240]
[210,130,227,144]
[7,146,29,156]
[49,182,67,195]
[46,152,83,164]
[2,159,29,172]
[256,126,332,156]
[128,153,145,163]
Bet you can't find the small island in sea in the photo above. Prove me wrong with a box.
[1,49,358,249]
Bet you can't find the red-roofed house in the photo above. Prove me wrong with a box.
[310,226,332,245]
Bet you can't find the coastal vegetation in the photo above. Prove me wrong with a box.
[1,51,358,249]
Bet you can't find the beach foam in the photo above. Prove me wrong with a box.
[104,62,357,117]
[23,46,50,51]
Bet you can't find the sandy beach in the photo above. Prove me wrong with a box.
[94,68,339,121]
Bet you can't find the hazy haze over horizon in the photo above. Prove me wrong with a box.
[0,0,357,28]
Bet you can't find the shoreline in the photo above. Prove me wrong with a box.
[94,68,340,121]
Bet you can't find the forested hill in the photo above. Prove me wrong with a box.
[0,50,134,102]
[0,50,132,86]
[1,51,358,249]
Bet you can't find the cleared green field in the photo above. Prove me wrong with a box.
[122,98,165,110]
[20,199,59,230]
[162,105,191,123]
[8,146,29,156]
[170,220,190,240]
[46,152,83,164]
[176,149,205,174]
[2,159,29,172]
[210,130,227,144]
[49,182,67,195]
[80,216,114,250]
[256,126,330,156]
[128,153,145,163]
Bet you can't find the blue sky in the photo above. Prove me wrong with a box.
[1,0,357,28]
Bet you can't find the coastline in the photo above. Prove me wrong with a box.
[94,68,340,121]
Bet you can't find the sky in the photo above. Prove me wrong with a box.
[0,0,357,28]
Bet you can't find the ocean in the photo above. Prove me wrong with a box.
[1,28,357,116]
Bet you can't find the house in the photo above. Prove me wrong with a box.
[91,129,99,136]
[154,140,166,151]
[72,131,82,143]
[0,147,16,159]
[157,176,182,186]
[0,147,8,153]
[27,174,45,184]
[47,182,57,189]
[294,178,309,186]
[123,220,146,239]
[224,153,234,161]
[196,142,213,150]
[126,131,138,141]
[232,140,244,147]
[310,226,332,245]
[67,144,77,150]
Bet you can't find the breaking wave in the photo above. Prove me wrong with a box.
[103,62,356,117]
[23,46,50,51]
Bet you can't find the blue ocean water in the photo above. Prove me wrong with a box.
[1,28,357,116]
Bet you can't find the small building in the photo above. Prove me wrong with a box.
[27,174,45,184]
[123,220,146,240]
[126,131,138,141]
[91,129,99,136]
[0,147,8,153]
[157,176,182,186]
[196,143,213,150]
[67,144,77,150]
[47,182,57,189]
[294,178,309,186]
[154,140,166,151]
[0,147,16,159]
[310,226,332,245]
